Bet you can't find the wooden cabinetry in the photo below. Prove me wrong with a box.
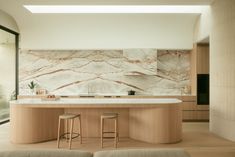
[18,95,208,121]
[189,43,209,121]
[10,99,182,144]
[191,43,210,94]
[196,43,209,121]
[197,44,209,74]
[181,96,196,121]
[181,96,209,121]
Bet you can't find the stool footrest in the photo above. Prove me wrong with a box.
[102,136,116,139]
[102,131,116,134]
[60,132,80,140]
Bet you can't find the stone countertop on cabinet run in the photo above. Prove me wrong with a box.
[17,95,196,98]
[10,98,182,107]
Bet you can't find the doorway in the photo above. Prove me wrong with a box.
[0,25,19,124]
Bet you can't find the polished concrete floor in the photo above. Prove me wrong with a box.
[1,122,235,157]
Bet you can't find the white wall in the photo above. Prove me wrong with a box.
[19,14,198,49]
[0,9,19,32]
[193,7,211,42]
[210,0,235,141]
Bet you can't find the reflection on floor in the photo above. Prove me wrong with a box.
[1,122,235,157]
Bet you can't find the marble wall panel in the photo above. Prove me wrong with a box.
[19,49,190,95]
[156,50,190,95]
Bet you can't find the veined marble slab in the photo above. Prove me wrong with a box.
[152,50,191,95]
[19,49,190,95]
[11,98,182,105]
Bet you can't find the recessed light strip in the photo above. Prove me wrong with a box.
[23,5,207,14]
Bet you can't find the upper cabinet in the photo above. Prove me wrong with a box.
[196,44,209,74]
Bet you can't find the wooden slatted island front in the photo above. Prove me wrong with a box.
[10,98,182,144]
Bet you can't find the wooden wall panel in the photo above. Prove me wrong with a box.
[190,44,197,95]
[210,0,235,141]
[129,105,182,144]
[10,106,64,144]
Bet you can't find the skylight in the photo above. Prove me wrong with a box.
[23,5,207,14]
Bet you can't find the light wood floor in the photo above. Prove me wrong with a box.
[1,122,235,157]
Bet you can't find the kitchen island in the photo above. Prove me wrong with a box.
[10,98,182,144]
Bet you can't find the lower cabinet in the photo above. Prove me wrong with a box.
[181,96,209,121]
[196,110,209,121]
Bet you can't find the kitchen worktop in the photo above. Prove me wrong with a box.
[10,98,182,108]
[17,94,195,99]
[11,97,182,104]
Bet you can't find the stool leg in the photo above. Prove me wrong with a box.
[57,118,61,148]
[79,116,82,144]
[69,119,74,149]
[101,117,103,148]
[115,118,117,148]
[117,117,119,142]
[66,119,69,142]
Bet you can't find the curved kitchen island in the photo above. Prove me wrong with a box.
[10,98,182,144]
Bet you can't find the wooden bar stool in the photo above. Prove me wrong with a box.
[57,113,82,149]
[101,113,119,148]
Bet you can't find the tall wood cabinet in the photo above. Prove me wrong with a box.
[197,44,209,74]
[183,43,209,121]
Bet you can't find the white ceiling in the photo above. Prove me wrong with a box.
[0,0,213,49]
[0,0,214,6]
[0,0,213,30]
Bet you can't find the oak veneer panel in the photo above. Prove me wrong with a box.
[183,111,197,120]
[10,101,182,144]
[197,105,209,111]
[180,96,196,102]
[181,98,198,121]
[129,104,182,144]
[182,102,197,111]
[197,44,209,74]
[10,106,64,144]
[196,110,209,120]
[190,44,197,95]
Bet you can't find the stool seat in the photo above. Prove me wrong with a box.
[59,114,80,119]
[101,113,118,119]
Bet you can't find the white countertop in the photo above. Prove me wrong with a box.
[11,98,182,105]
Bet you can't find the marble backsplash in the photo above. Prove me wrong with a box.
[19,49,191,95]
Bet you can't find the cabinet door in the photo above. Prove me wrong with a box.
[182,101,197,121]
[182,102,197,110]
[197,44,209,74]
[183,111,197,120]
[196,110,209,120]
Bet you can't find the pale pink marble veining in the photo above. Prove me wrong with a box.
[19,49,190,95]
